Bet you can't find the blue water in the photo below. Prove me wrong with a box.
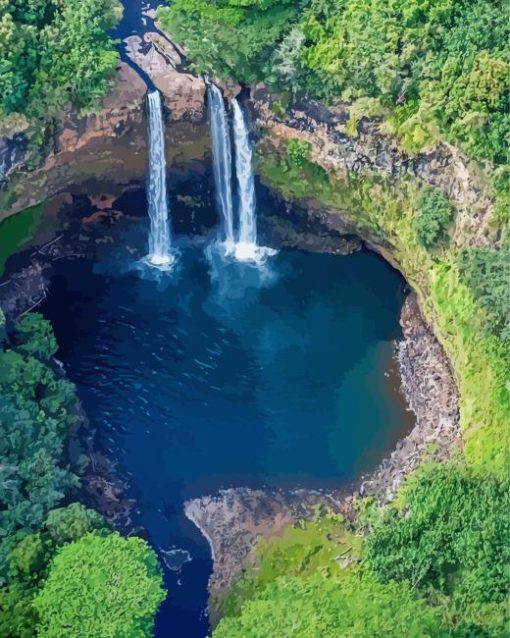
[41,235,410,636]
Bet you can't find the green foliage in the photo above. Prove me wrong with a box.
[162,0,510,163]
[213,574,443,637]
[14,313,58,360]
[158,0,304,82]
[0,0,120,124]
[0,581,39,638]
[413,187,454,249]
[0,204,42,277]
[0,313,165,636]
[431,263,510,474]
[34,532,166,638]
[459,242,510,341]
[286,138,311,168]
[0,325,80,546]
[364,464,510,608]
[44,503,107,546]
[220,513,361,618]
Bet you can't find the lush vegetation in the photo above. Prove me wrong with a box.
[0,312,165,637]
[213,464,510,637]
[160,0,510,163]
[34,532,165,638]
[413,187,454,249]
[214,575,444,637]
[158,0,305,84]
[0,0,121,135]
[206,137,510,636]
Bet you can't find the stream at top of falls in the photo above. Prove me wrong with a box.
[38,214,412,636]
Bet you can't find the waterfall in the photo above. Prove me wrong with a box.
[208,84,235,249]
[146,90,173,268]
[232,99,257,260]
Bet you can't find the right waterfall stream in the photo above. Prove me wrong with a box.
[208,85,275,263]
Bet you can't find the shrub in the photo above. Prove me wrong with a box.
[364,463,510,607]
[459,242,510,341]
[413,187,454,249]
[213,574,443,637]
[286,138,312,168]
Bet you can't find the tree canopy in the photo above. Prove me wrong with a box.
[0,0,121,124]
[34,532,166,638]
[160,0,510,163]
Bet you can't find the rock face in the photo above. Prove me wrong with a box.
[360,293,460,501]
[250,86,498,250]
[0,40,208,223]
[125,32,206,121]
[257,185,362,255]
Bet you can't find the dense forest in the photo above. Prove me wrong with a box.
[161,0,510,164]
[0,0,121,136]
[0,312,165,636]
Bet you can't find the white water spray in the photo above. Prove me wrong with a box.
[208,84,235,250]
[232,99,259,261]
[146,90,173,268]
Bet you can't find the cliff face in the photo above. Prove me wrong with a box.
[250,86,498,251]
[0,38,208,223]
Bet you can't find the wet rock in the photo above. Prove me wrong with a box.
[360,293,461,501]
[125,32,206,121]
[258,186,361,255]
[0,132,28,182]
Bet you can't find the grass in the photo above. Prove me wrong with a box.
[0,204,43,277]
[217,512,362,621]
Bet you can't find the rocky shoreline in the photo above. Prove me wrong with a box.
[360,292,460,501]
[184,487,353,621]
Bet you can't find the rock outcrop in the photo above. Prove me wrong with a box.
[360,293,460,501]
[185,488,351,621]
[0,38,208,223]
[250,87,498,250]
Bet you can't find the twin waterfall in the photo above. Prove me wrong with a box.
[145,86,271,269]
[146,91,173,268]
[208,84,268,262]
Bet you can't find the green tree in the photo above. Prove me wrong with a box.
[459,241,510,341]
[413,187,454,249]
[213,574,443,637]
[14,313,58,360]
[34,532,166,638]
[364,464,510,607]
[0,0,120,123]
[44,503,108,546]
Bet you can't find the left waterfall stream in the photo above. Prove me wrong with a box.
[146,90,174,269]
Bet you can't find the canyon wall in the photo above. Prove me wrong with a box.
[0,36,208,223]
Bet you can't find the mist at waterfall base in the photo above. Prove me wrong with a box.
[40,222,411,635]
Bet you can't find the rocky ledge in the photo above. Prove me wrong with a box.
[185,487,352,620]
[360,292,460,501]
[250,86,498,250]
